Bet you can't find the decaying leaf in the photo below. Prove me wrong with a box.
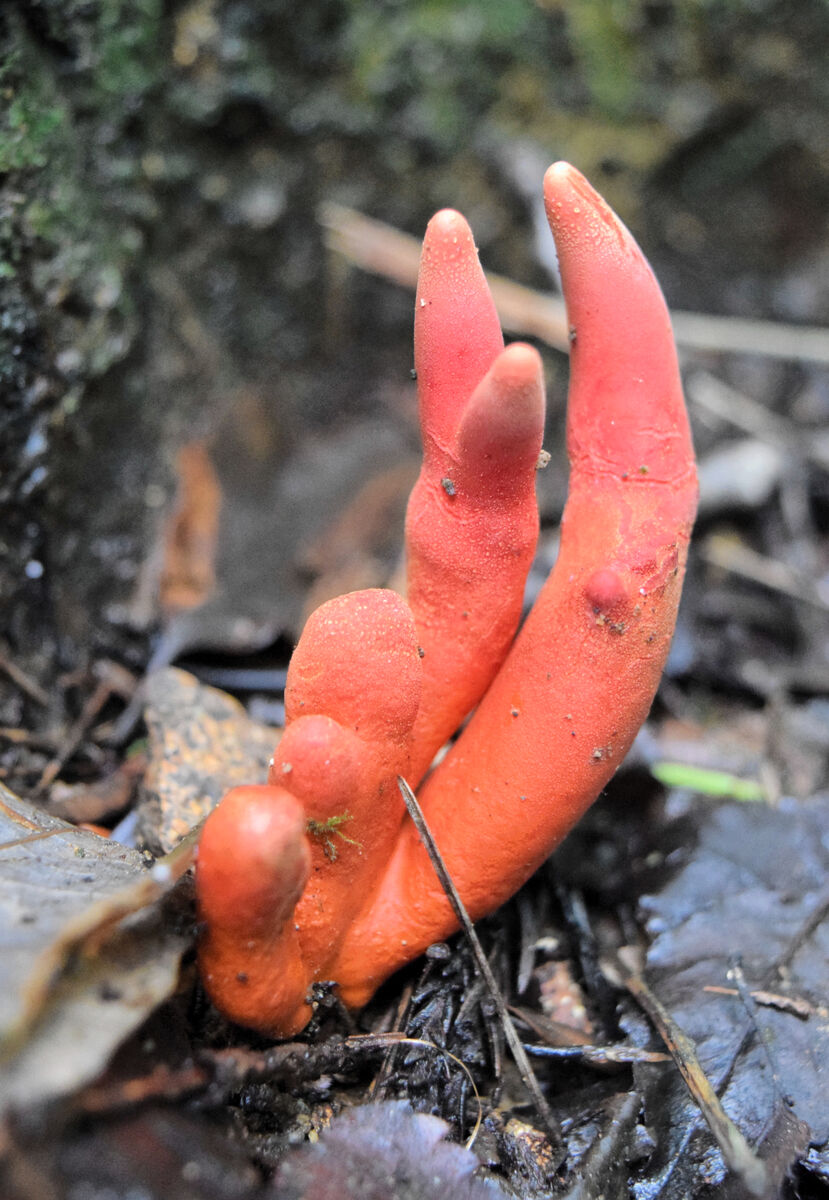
[3,1107,263,1200]
[138,667,279,852]
[0,786,192,1114]
[624,795,829,1198]
[298,459,417,620]
[273,1101,507,1199]
[155,415,411,659]
[160,440,223,616]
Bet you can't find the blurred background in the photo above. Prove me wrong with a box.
[1,0,828,796]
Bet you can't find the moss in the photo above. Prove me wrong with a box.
[0,50,68,174]
[564,0,639,119]
[94,0,163,101]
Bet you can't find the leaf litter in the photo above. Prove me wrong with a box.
[620,793,829,1199]
[0,785,193,1113]
[3,656,829,1198]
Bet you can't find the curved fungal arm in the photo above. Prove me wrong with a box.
[405,210,546,782]
[334,164,698,1002]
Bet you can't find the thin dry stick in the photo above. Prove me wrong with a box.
[686,370,829,473]
[319,203,829,365]
[397,776,560,1146]
[613,950,768,1198]
[349,1032,484,1149]
[701,534,829,612]
[0,646,49,707]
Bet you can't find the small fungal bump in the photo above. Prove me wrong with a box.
[591,748,604,761]
[417,645,425,658]
[511,707,520,718]
[536,449,551,470]
[585,567,627,616]
[441,477,456,496]
[638,465,649,475]
[410,367,417,380]
[568,325,577,344]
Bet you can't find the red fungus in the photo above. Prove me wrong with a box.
[405,210,545,782]
[197,784,311,1033]
[195,163,698,1034]
[198,588,422,1034]
[332,163,697,1001]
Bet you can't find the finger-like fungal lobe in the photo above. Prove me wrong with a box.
[196,784,311,1033]
[406,210,546,782]
[277,589,422,1003]
[196,589,422,1035]
[196,164,697,1034]
[334,164,698,998]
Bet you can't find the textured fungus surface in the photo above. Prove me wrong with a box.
[196,164,698,1035]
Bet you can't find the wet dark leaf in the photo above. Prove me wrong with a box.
[3,1108,263,1200]
[625,796,828,1198]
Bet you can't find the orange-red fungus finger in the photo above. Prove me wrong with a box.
[196,784,311,1034]
[198,589,424,1036]
[414,208,503,452]
[335,163,698,1000]
[406,213,546,781]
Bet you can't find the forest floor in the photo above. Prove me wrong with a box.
[1,2,828,1197]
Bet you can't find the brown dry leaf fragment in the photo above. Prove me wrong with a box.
[47,749,147,826]
[160,440,223,616]
[534,959,594,1039]
[0,785,192,1114]
[154,416,411,660]
[138,667,279,852]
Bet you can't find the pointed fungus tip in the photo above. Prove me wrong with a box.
[543,161,593,206]
[543,161,628,260]
[425,208,472,241]
[491,342,543,390]
[420,209,479,270]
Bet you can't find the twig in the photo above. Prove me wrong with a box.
[348,1033,484,1149]
[700,534,829,612]
[0,646,49,707]
[397,776,560,1146]
[367,982,414,1099]
[34,662,137,793]
[522,1042,670,1067]
[686,370,829,473]
[319,203,829,365]
[702,985,815,1020]
[610,949,768,1198]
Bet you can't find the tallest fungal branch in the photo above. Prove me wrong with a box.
[196,164,698,1037]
